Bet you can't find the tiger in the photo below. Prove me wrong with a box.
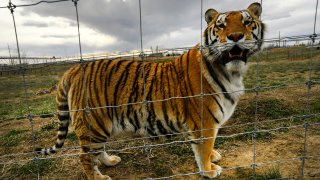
[36,2,264,180]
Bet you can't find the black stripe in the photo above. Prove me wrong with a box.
[107,60,125,86]
[251,32,259,40]
[56,143,64,148]
[204,28,209,45]
[58,125,68,131]
[146,103,156,133]
[190,140,199,144]
[205,61,235,104]
[177,118,183,130]
[162,101,169,128]
[182,99,188,123]
[129,118,136,131]
[114,61,135,106]
[168,121,179,133]
[119,61,135,91]
[207,108,220,124]
[120,112,126,130]
[81,127,107,143]
[81,146,90,152]
[92,110,110,137]
[89,61,98,82]
[108,61,124,122]
[145,64,157,101]
[216,64,230,82]
[211,38,218,45]
[147,127,158,137]
[156,120,168,135]
[83,62,92,108]
[179,55,185,75]
[90,107,111,137]
[166,65,175,110]
[128,63,142,104]
[49,148,56,154]
[185,52,195,96]
[144,63,152,82]
[159,63,164,93]
[133,111,141,130]
[180,53,191,97]
[73,66,83,106]
[56,95,66,104]
[90,135,107,143]
[57,111,69,117]
[58,104,69,111]
[57,114,70,120]
[169,64,176,97]
[211,95,224,114]
[125,63,142,130]
[58,134,67,140]
[107,62,116,86]
[114,59,125,72]
[92,60,104,107]
[104,60,113,120]
[128,111,140,132]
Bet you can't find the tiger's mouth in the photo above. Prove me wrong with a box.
[226,45,249,63]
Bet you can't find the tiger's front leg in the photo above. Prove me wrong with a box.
[191,129,222,178]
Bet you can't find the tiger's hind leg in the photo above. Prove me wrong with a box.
[80,147,112,180]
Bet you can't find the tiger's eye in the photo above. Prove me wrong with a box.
[244,20,252,26]
[217,23,225,29]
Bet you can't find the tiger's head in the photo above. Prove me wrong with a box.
[202,2,265,72]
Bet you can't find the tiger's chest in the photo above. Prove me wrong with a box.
[216,75,245,126]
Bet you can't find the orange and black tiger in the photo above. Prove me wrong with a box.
[37,3,265,179]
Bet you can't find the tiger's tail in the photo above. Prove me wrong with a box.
[36,79,70,155]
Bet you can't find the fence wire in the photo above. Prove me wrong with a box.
[0,0,320,179]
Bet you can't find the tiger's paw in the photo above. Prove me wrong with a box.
[94,174,112,180]
[210,149,222,162]
[90,166,112,180]
[99,152,121,167]
[105,155,121,166]
[202,164,222,179]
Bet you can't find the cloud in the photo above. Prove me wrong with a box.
[22,21,49,27]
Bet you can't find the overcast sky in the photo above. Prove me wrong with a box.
[0,0,319,57]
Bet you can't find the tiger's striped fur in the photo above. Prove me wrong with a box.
[37,3,264,179]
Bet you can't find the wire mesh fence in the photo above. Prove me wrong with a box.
[0,0,320,179]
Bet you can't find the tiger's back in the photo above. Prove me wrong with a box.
[58,48,210,144]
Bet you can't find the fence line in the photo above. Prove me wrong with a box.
[1,122,319,166]
[0,0,319,179]
[1,80,318,123]
[0,112,319,162]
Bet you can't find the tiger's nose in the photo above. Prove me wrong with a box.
[227,32,245,42]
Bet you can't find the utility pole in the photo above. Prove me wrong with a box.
[278,31,281,48]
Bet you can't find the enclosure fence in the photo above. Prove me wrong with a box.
[0,0,320,179]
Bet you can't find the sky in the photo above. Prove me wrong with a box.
[0,0,319,57]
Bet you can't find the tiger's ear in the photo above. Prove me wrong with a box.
[205,9,219,24]
[247,2,262,18]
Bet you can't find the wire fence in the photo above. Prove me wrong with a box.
[0,0,320,179]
